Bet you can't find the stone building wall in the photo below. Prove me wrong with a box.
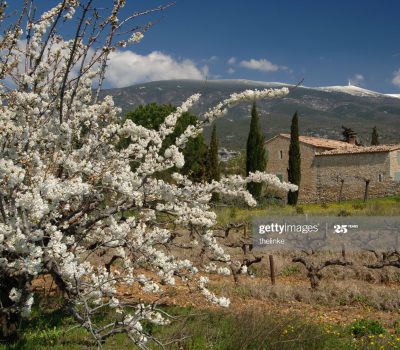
[389,149,400,180]
[265,136,400,203]
[315,152,400,203]
[265,136,322,203]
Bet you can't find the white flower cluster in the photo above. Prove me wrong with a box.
[247,171,298,192]
[198,276,230,307]
[203,87,289,123]
[0,2,298,344]
[0,159,25,189]
[128,31,144,44]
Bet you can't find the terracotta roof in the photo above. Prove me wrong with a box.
[278,134,355,150]
[316,144,400,156]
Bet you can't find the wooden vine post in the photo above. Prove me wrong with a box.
[269,255,276,285]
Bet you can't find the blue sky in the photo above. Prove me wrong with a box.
[7,0,400,92]
[137,0,400,93]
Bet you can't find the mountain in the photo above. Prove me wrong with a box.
[99,79,400,150]
[385,94,400,99]
[317,85,385,98]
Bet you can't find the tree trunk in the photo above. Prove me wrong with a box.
[307,270,322,289]
[0,276,29,342]
[0,312,20,343]
[338,179,344,203]
[363,180,370,202]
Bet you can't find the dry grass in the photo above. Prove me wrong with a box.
[219,278,400,312]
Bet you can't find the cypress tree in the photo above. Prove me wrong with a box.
[371,126,379,145]
[246,101,266,202]
[287,111,301,205]
[207,124,220,201]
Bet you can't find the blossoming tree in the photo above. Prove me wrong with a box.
[0,0,297,346]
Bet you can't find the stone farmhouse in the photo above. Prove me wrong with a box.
[265,133,400,203]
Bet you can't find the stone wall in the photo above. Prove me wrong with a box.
[315,151,400,203]
[265,137,400,203]
[389,149,400,179]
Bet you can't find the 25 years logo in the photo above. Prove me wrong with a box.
[334,224,348,234]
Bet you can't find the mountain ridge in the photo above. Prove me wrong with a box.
[99,79,400,150]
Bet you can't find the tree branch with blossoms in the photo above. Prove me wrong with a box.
[0,0,298,347]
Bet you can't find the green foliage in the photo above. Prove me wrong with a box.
[349,319,386,338]
[295,206,304,214]
[246,101,266,202]
[182,133,208,182]
[341,125,356,142]
[371,126,380,145]
[24,327,64,346]
[352,203,367,210]
[337,209,352,216]
[351,294,371,306]
[287,111,301,205]
[206,124,220,201]
[280,265,300,277]
[175,310,350,350]
[121,103,208,181]
[394,320,400,334]
[122,103,175,136]
[229,206,238,220]
[3,297,394,350]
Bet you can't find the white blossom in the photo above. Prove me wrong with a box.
[9,288,22,303]
[128,32,144,44]
[0,2,297,345]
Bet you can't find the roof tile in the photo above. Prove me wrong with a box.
[279,134,355,149]
[316,144,400,155]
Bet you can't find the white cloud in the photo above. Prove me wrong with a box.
[392,69,400,87]
[201,56,218,64]
[227,57,236,65]
[227,67,235,74]
[201,65,209,78]
[105,50,206,87]
[349,73,364,86]
[239,58,285,72]
[355,74,364,81]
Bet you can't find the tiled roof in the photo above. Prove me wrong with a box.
[316,144,400,156]
[278,134,355,150]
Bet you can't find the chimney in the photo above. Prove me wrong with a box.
[348,132,357,145]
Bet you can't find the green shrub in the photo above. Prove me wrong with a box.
[351,294,370,306]
[394,320,400,335]
[280,265,300,277]
[229,207,238,219]
[337,209,351,217]
[352,203,366,210]
[296,206,304,214]
[25,327,64,346]
[349,319,386,338]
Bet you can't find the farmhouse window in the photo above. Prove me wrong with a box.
[396,172,400,182]
[378,174,383,182]
[279,150,283,159]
